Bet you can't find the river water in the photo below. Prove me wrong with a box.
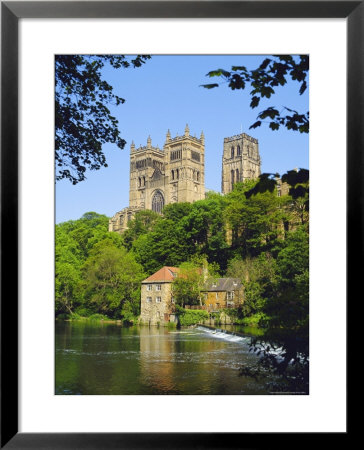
[55,321,281,395]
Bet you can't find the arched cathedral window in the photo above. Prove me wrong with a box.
[236,169,239,183]
[152,191,165,214]
[171,170,174,180]
[231,169,235,189]
[237,145,241,156]
[231,147,234,158]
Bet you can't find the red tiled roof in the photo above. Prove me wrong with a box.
[142,266,180,283]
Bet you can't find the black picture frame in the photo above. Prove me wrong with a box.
[1,1,356,448]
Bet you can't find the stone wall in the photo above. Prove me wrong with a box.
[140,281,175,325]
[202,288,244,311]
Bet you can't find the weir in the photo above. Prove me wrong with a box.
[196,325,251,344]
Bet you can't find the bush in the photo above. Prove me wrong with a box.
[74,307,93,317]
[56,313,71,320]
[176,306,209,326]
[235,312,269,327]
[87,313,109,321]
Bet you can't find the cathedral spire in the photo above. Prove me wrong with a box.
[147,135,152,148]
[166,129,171,142]
[184,124,190,136]
[200,130,205,144]
[130,140,135,151]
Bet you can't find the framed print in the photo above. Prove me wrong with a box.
[1,0,357,447]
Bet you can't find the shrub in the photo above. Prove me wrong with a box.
[87,313,109,321]
[235,312,269,327]
[56,313,71,320]
[176,306,209,326]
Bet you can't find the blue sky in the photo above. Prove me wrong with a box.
[56,55,309,223]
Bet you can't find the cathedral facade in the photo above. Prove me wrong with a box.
[109,125,205,233]
[109,127,261,234]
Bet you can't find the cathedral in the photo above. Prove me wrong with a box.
[108,126,261,234]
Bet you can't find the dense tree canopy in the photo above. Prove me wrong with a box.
[55,55,150,184]
[202,55,309,133]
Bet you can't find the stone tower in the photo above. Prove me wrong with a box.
[109,125,205,233]
[221,132,261,194]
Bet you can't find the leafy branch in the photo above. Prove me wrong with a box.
[55,55,151,184]
[201,55,309,133]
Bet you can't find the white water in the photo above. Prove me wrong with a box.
[196,326,289,360]
[196,326,250,345]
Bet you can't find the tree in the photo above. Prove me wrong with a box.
[122,210,161,251]
[226,181,289,258]
[55,261,82,315]
[178,195,229,270]
[55,211,125,316]
[226,253,277,317]
[131,219,194,274]
[55,55,150,184]
[202,55,309,133]
[82,240,145,320]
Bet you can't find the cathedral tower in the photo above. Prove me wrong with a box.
[221,132,261,194]
[109,125,205,234]
[129,125,205,213]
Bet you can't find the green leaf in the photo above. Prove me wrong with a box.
[200,83,219,89]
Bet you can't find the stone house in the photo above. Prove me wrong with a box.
[201,278,244,312]
[139,266,179,325]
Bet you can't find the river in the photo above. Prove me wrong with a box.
[56,320,284,395]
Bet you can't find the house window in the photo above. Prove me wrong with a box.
[156,297,162,303]
[156,284,161,291]
[147,284,153,291]
[227,291,234,300]
[146,297,152,303]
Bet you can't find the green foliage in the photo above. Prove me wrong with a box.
[55,55,150,184]
[87,313,110,321]
[122,210,161,250]
[55,212,144,322]
[202,55,309,133]
[82,240,145,319]
[226,182,288,258]
[172,261,203,307]
[175,306,209,326]
[132,219,193,274]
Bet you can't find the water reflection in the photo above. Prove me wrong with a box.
[55,321,273,395]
